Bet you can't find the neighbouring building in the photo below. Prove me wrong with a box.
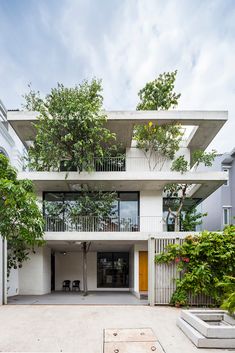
[0,100,25,303]
[1,109,228,304]
[200,149,235,231]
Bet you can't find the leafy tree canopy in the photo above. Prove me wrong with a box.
[0,154,44,271]
[136,70,181,110]
[23,79,116,172]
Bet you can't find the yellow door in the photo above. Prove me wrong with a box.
[139,251,148,291]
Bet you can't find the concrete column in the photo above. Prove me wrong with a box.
[0,237,7,305]
[148,236,156,306]
[3,238,7,304]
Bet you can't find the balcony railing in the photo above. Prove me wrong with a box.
[24,155,169,172]
[44,215,164,232]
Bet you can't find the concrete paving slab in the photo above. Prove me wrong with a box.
[104,341,164,353]
[0,305,234,353]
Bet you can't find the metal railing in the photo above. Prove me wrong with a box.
[24,155,169,172]
[94,156,168,172]
[44,215,164,232]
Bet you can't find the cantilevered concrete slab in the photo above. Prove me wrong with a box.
[7,110,228,154]
[18,170,227,201]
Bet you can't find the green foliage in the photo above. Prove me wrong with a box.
[218,276,235,315]
[133,122,183,170]
[155,226,235,306]
[180,208,207,231]
[65,189,116,220]
[171,156,188,173]
[137,71,181,110]
[192,149,217,168]
[0,154,44,272]
[165,150,216,230]
[23,79,116,172]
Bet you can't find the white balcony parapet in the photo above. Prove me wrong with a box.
[44,215,164,232]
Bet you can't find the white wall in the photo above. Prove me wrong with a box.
[140,190,163,231]
[19,246,51,295]
[7,268,19,296]
[55,251,97,291]
[126,146,190,172]
[55,250,134,292]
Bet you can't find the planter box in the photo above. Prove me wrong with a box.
[177,309,235,348]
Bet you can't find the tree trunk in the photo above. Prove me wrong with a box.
[82,242,88,296]
[174,215,180,232]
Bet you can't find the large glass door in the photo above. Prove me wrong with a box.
[97,252,129,288]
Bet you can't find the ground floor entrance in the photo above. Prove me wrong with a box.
[7,240,149,304]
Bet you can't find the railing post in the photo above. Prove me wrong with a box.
[148,236,156,306]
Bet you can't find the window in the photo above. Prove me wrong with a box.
[222,167,229,186]
[223,207,231,225]
[43,191,139,231]
[97,252,129,288]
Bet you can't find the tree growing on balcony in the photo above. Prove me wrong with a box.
[135,71,217,230]
[165,151,216,231]
[44,187,117,296]
[134,71,182,170]
[23,79,117,172]
[136,70,181,110]
[0,154,44,273]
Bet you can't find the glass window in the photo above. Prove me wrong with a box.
[97,252,129,288]
[222,168,229,186]
[223,208,230,225]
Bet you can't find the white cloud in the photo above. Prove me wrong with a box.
[0,0,234,152]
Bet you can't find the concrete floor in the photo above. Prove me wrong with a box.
[8,291,147,305]
[0,305,233,353]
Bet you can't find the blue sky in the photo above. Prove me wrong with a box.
[0,0,235,152]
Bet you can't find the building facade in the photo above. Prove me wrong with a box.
[1,109,228,303]
[200,150,235,231]
[0,100,25,303]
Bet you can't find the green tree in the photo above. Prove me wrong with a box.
[180,207,207,231]
[23,79,116,172]
[44,188,117,296]
[165,150,216,231]
[218,276,235,315]
[0,154,44,273]
[137,70,181,110]
[134,121,183,170]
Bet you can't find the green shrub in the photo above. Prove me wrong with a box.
[155,226,235,306]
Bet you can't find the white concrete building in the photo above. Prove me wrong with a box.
[2,109,228,303]
[0,100,25,303]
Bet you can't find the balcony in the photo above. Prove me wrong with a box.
[44,215,163,232]
[25,155,169,173]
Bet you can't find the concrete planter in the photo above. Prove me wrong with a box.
[177,309,235,348]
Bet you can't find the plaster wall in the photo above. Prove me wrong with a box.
[139,190,163,231]
[55,250,136,292]
[7,268,19,296]
[126,146,190,172]
[18,246,51,295]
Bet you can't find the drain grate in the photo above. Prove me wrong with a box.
[103,328,165,353]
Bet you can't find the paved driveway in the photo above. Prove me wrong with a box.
[8,291,147,305]
[0,305,233,353]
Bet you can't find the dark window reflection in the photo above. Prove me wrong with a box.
[44,192,139,232]
[97,252,129,288]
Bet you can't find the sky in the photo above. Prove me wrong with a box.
[0,0,235,153]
